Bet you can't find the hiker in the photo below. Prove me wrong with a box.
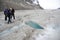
[4,8,8,21]
[7,8,12,24]
[4,8,12,24]
[10,8,15,19]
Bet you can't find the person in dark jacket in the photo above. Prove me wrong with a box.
[4,8,12,24]
[4,8,8,21]
[10,8,15,19]
[7,8,12,24]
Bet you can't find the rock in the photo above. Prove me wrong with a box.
[0,0,43,11]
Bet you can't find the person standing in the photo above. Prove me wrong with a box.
[4,8,8,21]
[11,8,15,19]
[7,8,12,24]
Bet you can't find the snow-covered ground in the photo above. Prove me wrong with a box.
[0,9,60,40]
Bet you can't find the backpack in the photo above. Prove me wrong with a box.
[4,9,9,14]
[4,9,12,15]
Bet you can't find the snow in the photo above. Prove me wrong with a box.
[0,9,60,40]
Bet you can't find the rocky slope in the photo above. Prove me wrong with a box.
[0,0,43,11]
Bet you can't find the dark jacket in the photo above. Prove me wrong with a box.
[4,9,8,15]
[11,8,15,15]
[7,9,12,16]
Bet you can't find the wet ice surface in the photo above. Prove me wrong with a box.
[0,9,60,40]
[25,21,44,29]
